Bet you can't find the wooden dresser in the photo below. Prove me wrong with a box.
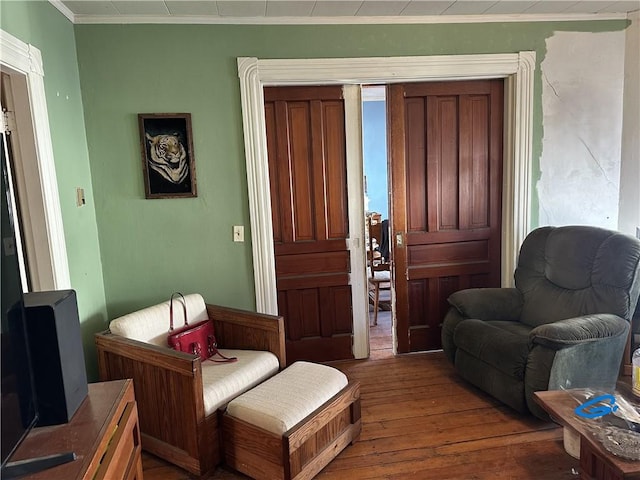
[10,379,143,480]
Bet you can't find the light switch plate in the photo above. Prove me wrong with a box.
[76,187,85,207]
[233,225,244,242]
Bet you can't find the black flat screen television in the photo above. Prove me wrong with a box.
[1,135,39,470]
[0,297,39,468]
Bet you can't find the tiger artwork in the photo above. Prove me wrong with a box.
[145,133,189,185]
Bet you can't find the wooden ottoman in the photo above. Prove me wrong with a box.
[222,361,361,480]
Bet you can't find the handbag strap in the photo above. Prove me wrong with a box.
[204,334,237,363]
[207,351,238,363]
[169,292,188,331]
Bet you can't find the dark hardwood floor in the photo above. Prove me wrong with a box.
[142,309,579,479]
[369,307,393,360]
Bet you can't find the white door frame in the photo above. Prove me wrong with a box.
[237,52,535,358]
[1,29,70,291]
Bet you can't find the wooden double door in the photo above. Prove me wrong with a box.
[389,80,504,353]
[264,86,353,363]
[265,79,504,362]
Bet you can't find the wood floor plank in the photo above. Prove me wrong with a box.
[141,314,579,479]
[357,407,551,445]
[319,438,577,479]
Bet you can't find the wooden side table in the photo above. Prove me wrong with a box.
[534,389,640,480]
[10,379,143,480]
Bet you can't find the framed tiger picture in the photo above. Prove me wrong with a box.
[138,113,197,199]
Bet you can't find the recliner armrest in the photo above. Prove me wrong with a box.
[447,288,523,321]
[529,314,630,350]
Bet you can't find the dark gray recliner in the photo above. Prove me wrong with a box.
[441,225,640,419]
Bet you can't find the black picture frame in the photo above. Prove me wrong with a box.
[138,113,197,199]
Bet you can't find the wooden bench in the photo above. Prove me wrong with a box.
[222,362,361,480]
[95,296,286,477]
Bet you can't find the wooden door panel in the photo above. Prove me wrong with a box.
[323,102,349,239]
[408,263,493,281]
[279,286,353,362]
[326,285,354,333]
[265,85,343,102]
[265,85,353,364]
[428,96,459,233]
[289,102,316,241]
[405,97,428,232]
[408,280,428,328]
[408,276,461,350]
[461,95,490,229]
[406,228,492,245]
[276,251,349,276]
[265,103,283,243]
[285,289,321,340]
[273,101,297,243]
[277,274,349,291]
[274,238,346,256]
[403,81,498,97]
[285,335,353,364]
[408,240,489,265]
[390,79,503,353]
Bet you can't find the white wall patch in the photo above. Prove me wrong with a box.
[538,30,625,229]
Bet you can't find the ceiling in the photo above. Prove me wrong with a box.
[51,0,640,24]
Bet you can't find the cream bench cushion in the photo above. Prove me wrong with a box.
[109,293,211,346]
[108,294,280,415]
[202,349,278,414]
[225,361,348,435]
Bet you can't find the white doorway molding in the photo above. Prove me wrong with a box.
[1,29,70,291]
[237,52,535,358]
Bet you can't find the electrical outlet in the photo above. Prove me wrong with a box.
[233,225,244,242]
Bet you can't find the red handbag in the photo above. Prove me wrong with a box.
[167,293,236,363]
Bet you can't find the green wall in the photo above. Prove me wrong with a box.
[1,1,107,380]
[73,20,626,321]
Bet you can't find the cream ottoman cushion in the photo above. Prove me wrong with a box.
[225,361,348,435]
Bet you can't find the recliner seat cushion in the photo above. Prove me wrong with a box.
[455,349,527,413]
[453,320,531,380]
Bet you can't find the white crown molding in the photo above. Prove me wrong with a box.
[48,0,75,23]
[0,29,71,291]
[238,52,535,357]
[64,12,627,25]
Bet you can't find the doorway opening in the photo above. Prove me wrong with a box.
[0,30,70,292]
[0,82,30,291]
[362,85,393,359]
[238,52,535,360]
